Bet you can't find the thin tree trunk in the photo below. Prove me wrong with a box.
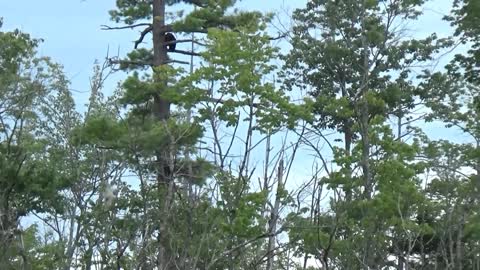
[398,254,404,270]
[456,211,464,270]
[358,1,373,267]
[303,168,318,270]
[475,141,480,191]
[266,159,284,270]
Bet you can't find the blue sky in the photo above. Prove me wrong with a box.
[1,0,129,105]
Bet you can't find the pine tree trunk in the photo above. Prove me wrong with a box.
[152,0,174,269]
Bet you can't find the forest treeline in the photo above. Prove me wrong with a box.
[0,0,479,269]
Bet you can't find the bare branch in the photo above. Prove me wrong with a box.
[107,57,190,67]
[190,0,208,8]
[205,97,260,108]
[170,49,201,56]
[165,39,207,47]
[100,23,151,30]
[108,58,152,68]
[208,227,286,268]
[135,25,153,49]
[164,59,190,65]
[269,32,288,41]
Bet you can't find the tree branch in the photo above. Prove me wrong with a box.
[164,59,190,65]
[165,39,207,46]
[108,58,152,68]
[100,23,151,30]
[108,57,190,67]
[170,49,201,56]
[190,0,208,8]
[269,32,288,41]
[135,25,153,49]
[204,97,260,108]
[208,227,286,267]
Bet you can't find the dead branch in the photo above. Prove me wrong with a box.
[135,25,153,49]
[269,32,288,41]
[204,97,260,108]
[170,49,201,57]
[190,0,208,8]
[108,58,152,68]
[165,39,207,47]
[208,227,286,268]
[164,59,190,65]
[100,23,151,30]
[108,57,190,67]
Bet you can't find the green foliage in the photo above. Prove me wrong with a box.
[109,0,152,25]
[72,115,125,147]
[0,22,76,268]
[180,26,302,132]
[172,1,265,32]
[4,0,480,269]
[119,48,153,71]
[446,0,480,83]
[280,0,463,268]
